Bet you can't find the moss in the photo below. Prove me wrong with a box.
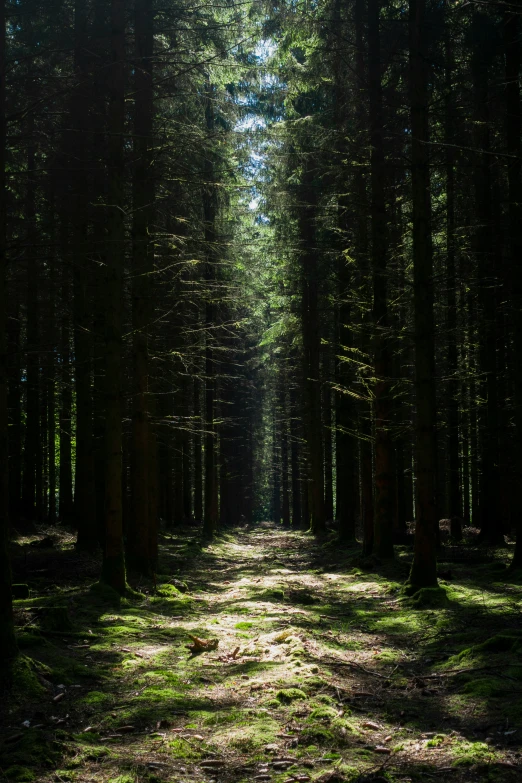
[4,767,36,782]
[235,621,254,630]
[316,694,336,705]
[252,587,285,601]
[299,725,334,745]
[155,583,182,597]
[10,656,47,699]
[168,737,202,760]
[405,586,450,608]
[308,705,337,722]
[82,690,113,706]
[276,687,307,704]
[1,728,62,770]
[460,676,505,698]
[451,740,493,767]
[89,581,122,607]
[475,634,522,654]
[16,630,48,649]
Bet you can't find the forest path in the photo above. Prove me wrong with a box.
[5,524,522,783]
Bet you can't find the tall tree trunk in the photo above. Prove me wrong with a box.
[323,375,334,522]
[368,0,394,559]
[101,0,126,592]
[0,0,17,661]
[299,164,326,534]
[202,78,218,538]
[408,0,438,590]
[505,12,522,567]
[290,384,302,528]
[47,193,57,523]
[22,141,40,520]
[8,290,22,522]
[471,12,502,545]
[59,235,73,522]
[193,373,203,522]
[128,0,156,572]
[445,6,461,538]
[73,0,96,549]
[281,390,291,527]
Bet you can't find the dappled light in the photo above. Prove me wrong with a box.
[2,524,522,783]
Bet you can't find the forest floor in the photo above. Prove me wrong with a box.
[2,523,522,783]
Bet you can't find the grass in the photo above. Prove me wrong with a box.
[2,523,522,783]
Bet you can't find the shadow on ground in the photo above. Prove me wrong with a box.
[1,522,521,783]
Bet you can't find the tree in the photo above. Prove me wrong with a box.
[408,0,438,590]
[101,0,127,592]
[0,0,17,662]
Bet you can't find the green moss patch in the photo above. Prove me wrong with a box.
[276,687,307,703]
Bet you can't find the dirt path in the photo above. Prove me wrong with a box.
[3,524,522,783]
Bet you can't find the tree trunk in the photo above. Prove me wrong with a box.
[22,141,40,521]
[444,8,461,538]
[202,78,218,538]
[299,164,326,534]
[193,374,203,522]
[290,385,302,528]
[59,234,74,522]
[128,0,156,572]
[408,0,438,590]
[101,0,126,592]
[323,376,334,522]
[368,0,394,559]
[471,12,502,545]
[505,12,522,567]
[73,0,96,550]
[8,290,22,522]
[0,0,17,661]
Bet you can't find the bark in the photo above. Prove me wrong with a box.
[22,141,40,520]
[8,291,22,522]
[0,0,17,661]
[59,241,74,522]
[272,414,281,525]
[101,0,126,592]
[505,12,522,567]
[73,0,96,550]
[409,0,438,589]
[281,391,291,527]
[47,194,57,523]
[323,378,334,522]
[368,0,394,559]
[193,374,203,522]
[444,11,461,538]
[128,0,156,572]
[361,425,374,556]
[299,164,326,534]
[471,13,502,545]
[202,78,218,538]
[290,385,302,528]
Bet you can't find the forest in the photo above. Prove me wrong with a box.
[1,0,522,781]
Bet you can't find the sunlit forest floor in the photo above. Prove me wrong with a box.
[2,524,522,783]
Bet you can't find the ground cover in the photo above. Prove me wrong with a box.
[2,523,522,783]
